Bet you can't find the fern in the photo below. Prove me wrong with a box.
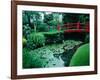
[28,33,45,47]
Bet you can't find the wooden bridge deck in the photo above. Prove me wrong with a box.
[64,29,89,33]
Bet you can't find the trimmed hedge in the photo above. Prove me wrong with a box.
[43,31,64,44]
[69,43,89,66]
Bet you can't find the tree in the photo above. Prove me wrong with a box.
[43,12,63,31]
[44,13,53,25]
[62,13,89,23]
[22,11,42,32]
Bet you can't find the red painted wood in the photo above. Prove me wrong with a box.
[77,22,80,29]
[86,22,89,32]
[63,22,89,33]
[57,25,61,31]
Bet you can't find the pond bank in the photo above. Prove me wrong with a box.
[23,40,84,68]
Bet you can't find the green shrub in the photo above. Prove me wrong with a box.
[23,48,31,68]
[28,47,64,68]
[37,23,49,32]
[29,49,53,68]
[22,37,27,46]
[84,34,89,43]
[44,31,64,44]
[69,43,89,66]
[22,13,29,25]
[23,24,31,38]
[28,33,45,47]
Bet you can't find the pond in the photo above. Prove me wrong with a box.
[23,40,83,68]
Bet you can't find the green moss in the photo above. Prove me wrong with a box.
[69,43,90,66]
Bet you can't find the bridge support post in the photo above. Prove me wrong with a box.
[77,22,80,29]
[86,22,89,32]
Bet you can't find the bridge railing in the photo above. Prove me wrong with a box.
[57,22,89,32]
[63,22,89,29]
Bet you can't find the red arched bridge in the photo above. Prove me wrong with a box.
[57,22,89,33]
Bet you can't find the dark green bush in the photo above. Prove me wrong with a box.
[37,23,49,32]
[28,47,64,68]
[22,12,29,25]
[28,49,52,68]
[23,24,31,38]
[84,34,89,43]
[23,48,31,68]
[44,31,64,44]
